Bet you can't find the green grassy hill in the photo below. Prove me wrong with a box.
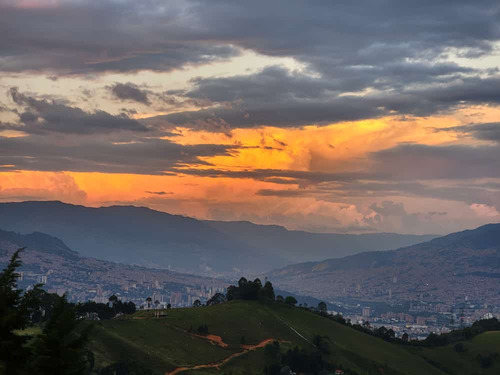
[84,300,500,375]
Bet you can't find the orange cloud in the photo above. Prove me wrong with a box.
[1,105,499,233]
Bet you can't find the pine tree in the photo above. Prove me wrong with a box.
[0,248,31,374]
[29,295,91,375]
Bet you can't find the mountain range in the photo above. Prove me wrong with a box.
[268,223,500,305]
[0,201,436,274]
[2,201,500,308]
[0,228,226,303]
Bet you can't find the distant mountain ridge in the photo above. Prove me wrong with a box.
[0,201,437,275]
[0,228,226,303]
[267,223,500,305]
[205,219,437,263]
[0,229,79,260]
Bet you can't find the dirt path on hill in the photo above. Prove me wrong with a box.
[165,338,277,375]
[192,333,229,348]
[164,323,230,348]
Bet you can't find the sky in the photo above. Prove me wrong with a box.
[0,0,500,235]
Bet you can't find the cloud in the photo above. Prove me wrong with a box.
[149,68,500,130]
[0,172,87,203]
[256,189,314,198]
[438,122,500,143]
[109,83,151,105]
[0,135,237,175]
[6,88,149,135]
[1,1,499,132]
[0,1,498,79]
[173,167,368,185]
[363,200,435,234]
[372,143,500,180]
[145,191,173,195]
[0,1,238,74]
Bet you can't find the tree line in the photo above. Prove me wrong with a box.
[203,277,308,308]
[0,249,137,375]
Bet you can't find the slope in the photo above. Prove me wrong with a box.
[206,220,436,264]
[86,300,451,375]
[268,223,500,304]
[0,229,226,304]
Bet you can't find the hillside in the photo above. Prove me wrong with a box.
[84,300,500,374]
[206,220,436,264]
[267,223,500,305]
[0,229,226,305]
[0,201,436,275]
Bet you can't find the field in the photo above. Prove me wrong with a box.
[409,331,500,375]
[85,300,500,374]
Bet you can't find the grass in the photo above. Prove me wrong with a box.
[410,331,500,375]
[86,317,237,373]
[90,301,454,374]
[13,302,500,374]
[14,325,42,336]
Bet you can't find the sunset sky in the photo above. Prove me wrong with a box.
[1,0,500,234]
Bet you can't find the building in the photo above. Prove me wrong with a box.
[416,316,426,325]
[362,307,371,318]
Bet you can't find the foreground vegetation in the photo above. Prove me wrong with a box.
[2,250,500,374]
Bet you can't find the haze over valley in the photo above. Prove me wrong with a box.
[0,201,436,275]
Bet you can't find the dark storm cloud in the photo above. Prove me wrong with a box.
[372,143,500,180]
[1,0,499,130]
[186,63,474,102]
[172,167,369,185]
[150,72,500,130]
[438,122,500,142]
[253,177,500,212]
[0,135,236,175]
[0,1,238,74]
[328,180,500,211]
[1,0,498,76]
[0,87,237,174]
[6,88,149,134]
[109,83,151,105]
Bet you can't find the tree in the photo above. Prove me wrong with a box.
[193,299,202,307]
[285,296,297,306]
[0,248,33,373]
[260,281,275,300]
[317,301,327,312]
[29,295,91,375]
[206,292,226,306]
[226,278,275,301]
[313,335,330,355]
[226,285,240,301]
[30,289,61,323]
[276,295,284,303]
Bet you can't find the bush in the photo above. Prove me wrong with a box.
[197,324,209,335]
